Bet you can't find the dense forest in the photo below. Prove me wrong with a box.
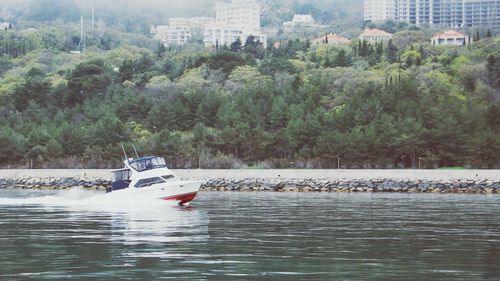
[0,1,499,169]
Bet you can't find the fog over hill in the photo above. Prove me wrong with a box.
[1,0,363,35]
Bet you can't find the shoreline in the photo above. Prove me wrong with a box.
[0,169,499,194]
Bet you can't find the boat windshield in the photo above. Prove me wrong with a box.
[112,169,131,182]
[129,157,167,172]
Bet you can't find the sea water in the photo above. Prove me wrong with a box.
[0,189,499,280]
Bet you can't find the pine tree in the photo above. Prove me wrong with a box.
[360,40,368,57]
[385,39,398,63]
[334,49,350,67]
[486,54,500,89]
[418,45,425,60]
[156,42,166,58]
[486,29,492,38]
[376,41,384,62]
[230,38,242,52]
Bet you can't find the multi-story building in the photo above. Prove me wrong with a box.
[365,0,499,27]
[283,14,316,28]
[151,25,192,46]
[152,17,214,46]
[204,0,267,48]
[169,17,215,30]
[364,0,397,22]
[395,0,436,25]
[429,0,464,27]
[462,0,500,27]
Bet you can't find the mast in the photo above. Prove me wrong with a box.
[80,16,83,43]
[91,8,95,31]
[121,144,129,160]
[132,144,140,159]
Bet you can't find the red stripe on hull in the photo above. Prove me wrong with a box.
[161,192,198,204]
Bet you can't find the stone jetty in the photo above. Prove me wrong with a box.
[199,178,500,194]
[0,169,499,194]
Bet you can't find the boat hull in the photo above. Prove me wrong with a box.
[106,180,201,204]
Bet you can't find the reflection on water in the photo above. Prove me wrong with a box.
[0,189,499,280]
[0,189,209,280]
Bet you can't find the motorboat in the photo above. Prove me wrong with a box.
[109,156,201,205]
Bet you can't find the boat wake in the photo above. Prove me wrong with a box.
[0,187,179,210]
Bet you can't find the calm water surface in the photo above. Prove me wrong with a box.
[0,189,499,280]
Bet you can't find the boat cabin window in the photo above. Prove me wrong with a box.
[134,177,165,188]
[129,157,167,172]
[161,175,175,181]
[112,169,131,182]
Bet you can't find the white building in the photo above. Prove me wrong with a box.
[364,0,396,22]
[364,0,500,27]
[151,25,192,46]
[462,0,500,27]
[1,22,11,31]
[431,30,469,45]
[359,28,393,42]
[204,0,267,48]
[283,14,316,28]
[151,17,215,46]
[169,17,215,30]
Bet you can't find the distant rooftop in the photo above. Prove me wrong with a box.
[431,30,466,39]
[312,33,351,45]
[360,28,393,37]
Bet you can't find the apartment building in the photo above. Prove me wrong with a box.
[462,0,500,27]
[151,25,192,46]
[283,14,316,28]
[364,0,396,22]
[151,18,214,46]
[204,0,267,48]
[169,17,215,30]
[365,0,499,27]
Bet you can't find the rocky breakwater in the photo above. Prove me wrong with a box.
[1,174,499,194]
[0,177,110,191]
[200,178,500,194]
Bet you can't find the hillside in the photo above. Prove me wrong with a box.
[0,0,499,169]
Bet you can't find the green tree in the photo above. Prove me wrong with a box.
[385,39,399,63]
[334,49,350,67]
[66,59,114,105]
[230,38,242,52]
[13,67,51,111]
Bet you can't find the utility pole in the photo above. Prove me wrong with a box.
[79,16,84,53]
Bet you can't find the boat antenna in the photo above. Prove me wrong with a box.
[120,144,128,160]
[132,144,140,159]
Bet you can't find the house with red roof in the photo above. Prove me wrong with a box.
[358,28,393,42]
[431,30,468,46]
[312,33,351,45]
